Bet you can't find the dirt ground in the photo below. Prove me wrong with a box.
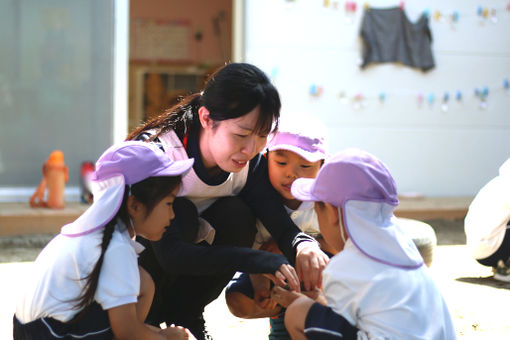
[1,219,509,339]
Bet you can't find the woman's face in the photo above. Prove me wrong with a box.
[199,106,270,173]
[132,185,179,241]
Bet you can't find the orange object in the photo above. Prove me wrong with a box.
[30,150,69,209]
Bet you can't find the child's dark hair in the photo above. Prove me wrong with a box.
[72,175,181,316]
[126,63,281,141]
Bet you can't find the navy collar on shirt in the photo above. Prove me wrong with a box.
[186,126,230,186]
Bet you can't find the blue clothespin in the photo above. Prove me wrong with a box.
[443,92,450,103]
[427,93,434,105]
[452,11,459,22]
[379,92,386,103]
[482,86,489,99]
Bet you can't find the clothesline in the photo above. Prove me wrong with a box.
[307,78,510,110]
[314,0,510,24]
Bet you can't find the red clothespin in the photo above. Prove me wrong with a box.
[345,1,357,12]
[399,1,405,10]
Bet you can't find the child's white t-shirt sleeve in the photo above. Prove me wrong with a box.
[95,241,140,310]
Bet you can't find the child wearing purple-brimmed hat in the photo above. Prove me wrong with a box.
[225,115,332,339]
[271,148,457,340]
[14,141,199,340]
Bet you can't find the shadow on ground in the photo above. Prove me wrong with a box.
[456,276,510,290]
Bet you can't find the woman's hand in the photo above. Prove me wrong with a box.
[295,242,329,291]
[264,263,300,292]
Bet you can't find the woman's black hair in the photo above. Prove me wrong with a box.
[126,63,281,141]
[72,176,181,317]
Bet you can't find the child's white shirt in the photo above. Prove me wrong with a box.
[253,201,319,248]
[322,240,457,340]
[16,222,142,324]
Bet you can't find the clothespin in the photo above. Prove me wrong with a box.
[417,93,424,107]
[379,92,386,103]
[451,11,459,23]
[441,92,450,112]
[434,11,442,22]
[399,1,405,10]
[427,93,435,107]
[482,7,490,19]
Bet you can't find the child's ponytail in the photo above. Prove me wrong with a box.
[74,221,116,311]
[71,188,130,320]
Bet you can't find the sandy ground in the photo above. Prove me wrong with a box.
[1,219,509,339]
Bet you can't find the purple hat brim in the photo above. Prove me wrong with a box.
[152,157,194,180]
[291,177,319,202]
[267,144,325,163]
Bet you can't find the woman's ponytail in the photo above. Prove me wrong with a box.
[126,93,202,141]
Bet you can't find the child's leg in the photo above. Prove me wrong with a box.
[284,297,315,340]
[287,299,359,340]
[137,266,155,322]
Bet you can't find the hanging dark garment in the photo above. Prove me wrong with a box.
[360,7,435,72]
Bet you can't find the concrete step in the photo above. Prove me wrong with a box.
[0,202,89,236]
[395,196,473,221]
[0,197,473,237]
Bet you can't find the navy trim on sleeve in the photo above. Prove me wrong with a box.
[304,303,359,340]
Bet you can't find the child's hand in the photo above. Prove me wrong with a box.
[250,274,279,310]
[161,324,196,340]
[301,287,326,304]
[271,286,303,308]
[295,242,329,291]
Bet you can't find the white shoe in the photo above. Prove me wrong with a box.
[493,259,510,282]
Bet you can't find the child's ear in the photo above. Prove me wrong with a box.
[325,202,340,224]
[127,195,140,219]
[198,106,212,129]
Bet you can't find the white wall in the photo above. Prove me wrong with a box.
[243,0,510,197]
